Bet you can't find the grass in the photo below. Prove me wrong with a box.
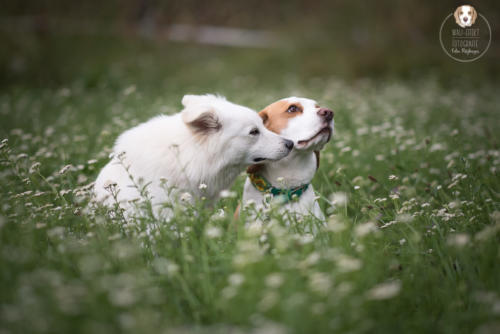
[0,35,499,334]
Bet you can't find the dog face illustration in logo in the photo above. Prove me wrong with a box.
[454,5,477,28]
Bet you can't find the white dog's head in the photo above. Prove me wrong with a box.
[181,94,293,165]
[257,97,334,152]
[454,5,477,28]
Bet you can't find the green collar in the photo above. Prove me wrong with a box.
[248,172,309,203]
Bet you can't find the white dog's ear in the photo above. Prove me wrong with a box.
[182,95,204,108]
[181,97,221,134]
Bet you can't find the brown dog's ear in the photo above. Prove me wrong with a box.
[471,7,477,24]
[454,6,461,24]
[258,109,269,125]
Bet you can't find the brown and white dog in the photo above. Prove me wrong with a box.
[454,5,477,28]
[240,97,334,220]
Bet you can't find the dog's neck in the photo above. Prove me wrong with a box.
[257,150,317,188]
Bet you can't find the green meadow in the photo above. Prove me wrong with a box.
[0,36,499,333]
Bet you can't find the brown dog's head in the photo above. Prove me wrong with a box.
[247,97,334,173]
[454,5,477,28]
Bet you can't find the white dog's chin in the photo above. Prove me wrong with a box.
[251,148,292,163]
[296,126,332,150]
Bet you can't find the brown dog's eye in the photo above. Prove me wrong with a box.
[287,105,299,113]
[460,11,463,15]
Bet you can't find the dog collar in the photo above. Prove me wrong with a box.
[248,172,309,203]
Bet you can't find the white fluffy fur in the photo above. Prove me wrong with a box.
[94,94,293,217]
[242,97,334,220]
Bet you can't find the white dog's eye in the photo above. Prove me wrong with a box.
[287,105,299,113]
[249,128,260,136]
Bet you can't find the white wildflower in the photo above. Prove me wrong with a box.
[246,221,263,236]
[103,180,117,190]
[399,238,407,245]
[258,291,278,311]
[243,199,256,208]
[228,273,245,286]
[198,183,207,190]
[326,215,346,232]
[336,255,362,272]
[429,143,446,152]
[475,221,500,241]
[355,222,377,237]
[354,185,360,190]
[447,233,470,247]
[340,146,352,153]
[366,280,401,300]
[29,162,41,174]
[109,288,136,307]
[265,273,284,288]
[374,197,387,203]
[298,234,314,245]
[77,174,88,184]
[219,189,236,198]
[396,214,413,223]
[47,226,65,238]
[329,192,347,206]
[123,85,136,95]
[205,226,222,239]
[180,192,192,202]
[302,252,321,267]
[58,164,73,175]
[308,272,332,294]
[388,175,398,181]
[16,153,28,160]
[153,258,179,276]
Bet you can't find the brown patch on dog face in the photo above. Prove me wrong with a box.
[258,100,303,135]
[186,111,221,135]
[454,6,462,24]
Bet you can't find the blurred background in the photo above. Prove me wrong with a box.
[1,0,499,89]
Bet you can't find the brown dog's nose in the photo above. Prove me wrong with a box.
[317,108,334,121]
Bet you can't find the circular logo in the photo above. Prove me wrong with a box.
[439,5,491,62]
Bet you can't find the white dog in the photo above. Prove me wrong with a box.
[454,5,477,28]
[241,97,334,220]
[94,94,294,218]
